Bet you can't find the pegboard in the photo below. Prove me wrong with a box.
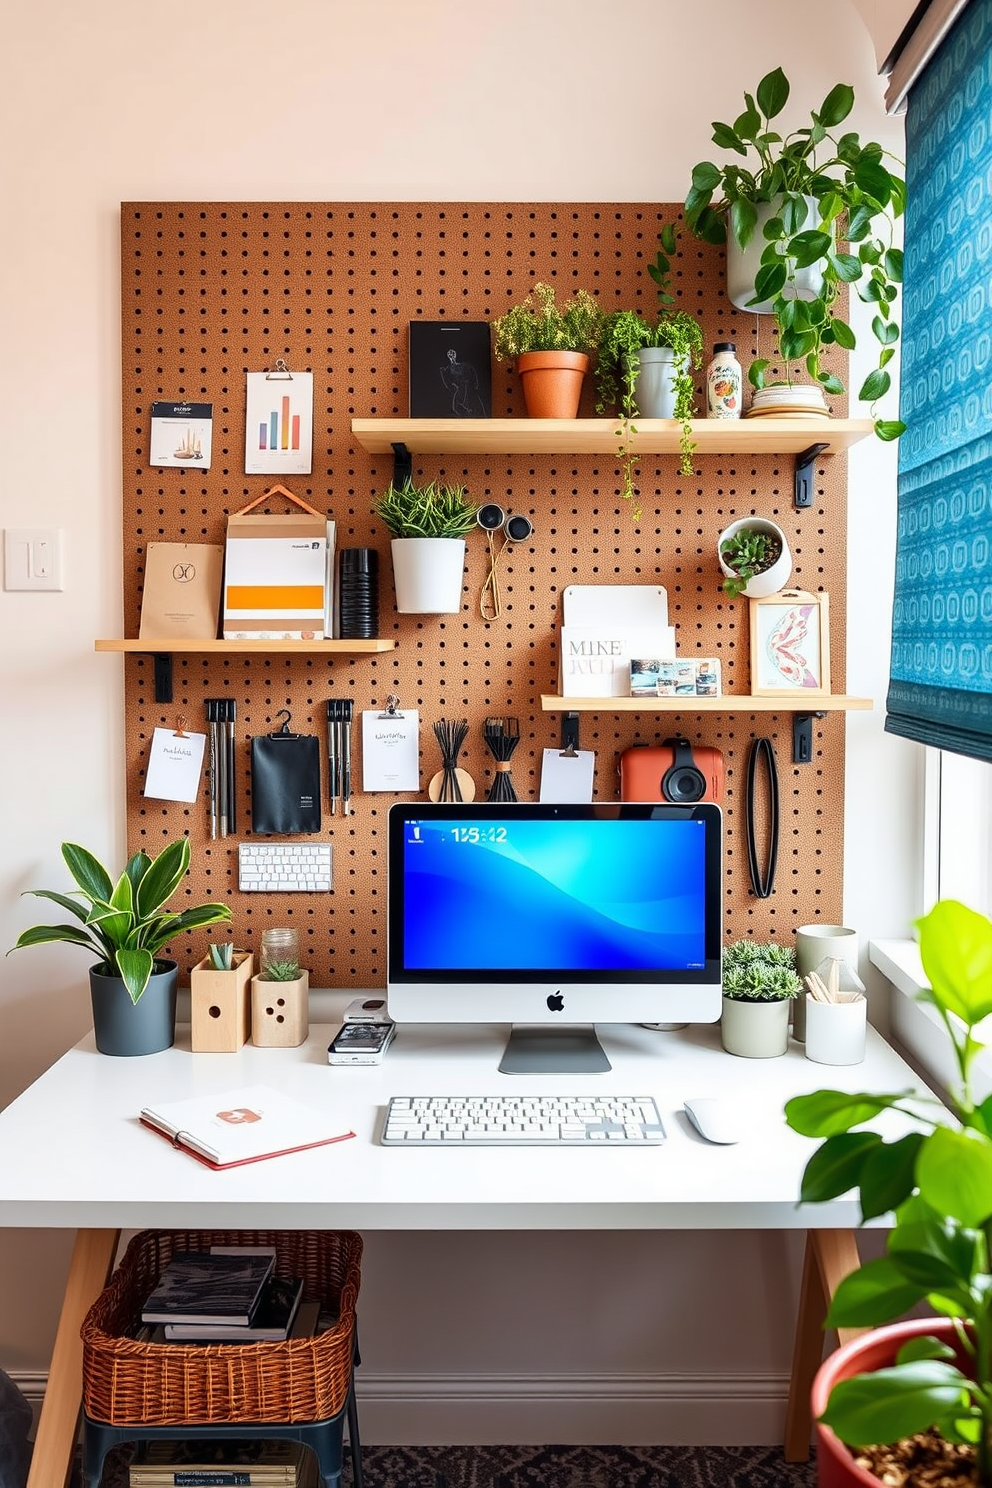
[119,202,849,989]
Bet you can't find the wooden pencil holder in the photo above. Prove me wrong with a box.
[190,952,254,1053]
[251,971,310,1047]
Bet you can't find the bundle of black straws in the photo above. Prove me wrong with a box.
[432,718,469,801]
[483,717,520,802]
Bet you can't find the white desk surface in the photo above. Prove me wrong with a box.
[0,1014,941,1233]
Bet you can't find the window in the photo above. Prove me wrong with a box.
[924,748,992,917]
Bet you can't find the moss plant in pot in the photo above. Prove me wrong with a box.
[10,838,232,1056]
[492,280,603,418]
[721,939,802,1058]
[684,67,905,441]
[371,479,479,614]
[787,899,992,1488]
[717,516,793,598]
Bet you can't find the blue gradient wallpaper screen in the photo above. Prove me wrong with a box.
[401,816,707,972]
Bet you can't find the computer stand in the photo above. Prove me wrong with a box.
[498,1025,611,1075]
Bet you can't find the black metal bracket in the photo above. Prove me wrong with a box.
[153,654,174,704]
[794,443,829,510]
[391,441,413,489]
[793,711,827,764]
[560,711,580,755]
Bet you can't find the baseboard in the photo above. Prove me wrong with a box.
[12,1367,797,1447]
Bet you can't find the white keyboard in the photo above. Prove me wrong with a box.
[381,1094,666,1146]
[238,842,333,892]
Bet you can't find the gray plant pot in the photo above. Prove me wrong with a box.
[633,346,686,420]
[720,994,790,1058]
[89,959,178,1056]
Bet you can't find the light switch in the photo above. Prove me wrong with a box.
[3,528,64,591]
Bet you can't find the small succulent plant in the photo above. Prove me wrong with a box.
[722,940,802,1002]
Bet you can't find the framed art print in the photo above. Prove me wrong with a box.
[749,589,831,696]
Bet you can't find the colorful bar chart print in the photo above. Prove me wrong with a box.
[244,370,314,474]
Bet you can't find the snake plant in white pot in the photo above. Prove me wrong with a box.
[372,479,479,614]
[10,838,232,1056]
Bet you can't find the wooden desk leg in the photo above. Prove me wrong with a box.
[27,1228,119,1488]
[783,1229,863,1463]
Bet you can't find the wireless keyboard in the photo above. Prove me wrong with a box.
[238,842,332,892]
[381,1094,666,1146]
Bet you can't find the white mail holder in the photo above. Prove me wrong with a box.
[223,486,329,639]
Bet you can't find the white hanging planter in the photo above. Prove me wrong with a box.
[717,517,792,599]
[720,995,791,1058]
[633,346,686,420]
[390,537,467,614]
[726,195,826,314]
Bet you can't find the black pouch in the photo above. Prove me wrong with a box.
[250,711,321,833]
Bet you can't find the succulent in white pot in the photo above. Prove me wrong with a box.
[721,939,802,1058]
[371,479,480,614]
[717,517,792,599]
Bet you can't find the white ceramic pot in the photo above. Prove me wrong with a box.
[633,346,686,420]
[726,196,826,314]
[390,537,467,614]
[720,995,790,1058]
[717,517,792,599]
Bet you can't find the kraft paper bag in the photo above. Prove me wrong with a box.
[138,542,224,640]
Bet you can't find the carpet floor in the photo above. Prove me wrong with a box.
[92,1441,817,1487]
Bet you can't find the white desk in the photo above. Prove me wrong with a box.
[0,1016,942,1486]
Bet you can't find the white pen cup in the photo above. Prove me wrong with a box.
[805,992,868,1065]
[794,925,859,1042]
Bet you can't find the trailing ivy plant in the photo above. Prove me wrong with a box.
[684,66,905,441]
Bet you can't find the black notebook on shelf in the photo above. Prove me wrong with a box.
[140,1251,275,1326]
[409,320,492,418]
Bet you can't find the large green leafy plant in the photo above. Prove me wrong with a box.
[10,838,232,1004]
[786,899,992,1483]
[684,66,905,441]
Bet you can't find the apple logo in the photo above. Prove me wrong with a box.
[546,992,565,1013]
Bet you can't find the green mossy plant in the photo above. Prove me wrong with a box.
[492,281,603,361]
[722,939,802,1002]
[684,66,905,440]
[786,899,992,1484]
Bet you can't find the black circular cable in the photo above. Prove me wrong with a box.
[745,736,779,899]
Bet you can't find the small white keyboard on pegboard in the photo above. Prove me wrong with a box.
[238,842,333,892]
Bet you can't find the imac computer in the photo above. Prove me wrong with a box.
[385,800,723,1074]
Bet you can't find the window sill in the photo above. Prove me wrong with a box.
[869,938,992,1101]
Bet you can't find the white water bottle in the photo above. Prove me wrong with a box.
[706,342,743,419]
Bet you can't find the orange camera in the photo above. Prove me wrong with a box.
[620,738,725,805]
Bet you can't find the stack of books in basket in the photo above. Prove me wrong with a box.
[128,1437,318,1487]
[136,1246,319,1344]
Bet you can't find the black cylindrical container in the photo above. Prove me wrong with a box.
[337,547,380,639]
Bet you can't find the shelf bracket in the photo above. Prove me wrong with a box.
[794,443,829,510]
[152,654,174,705]
[391,441,413,489]
[793,711,827,765]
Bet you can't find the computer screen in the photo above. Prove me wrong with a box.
[386,800,723,1073]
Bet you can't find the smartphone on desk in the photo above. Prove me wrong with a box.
[327,1019,396,1065]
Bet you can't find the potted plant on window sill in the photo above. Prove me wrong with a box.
[9,838,232,1056]
[492,280,603,419]
[717,516,793,598]
[684,66,905,442]
[372,478,479,614]
[786,899,992,1488]
[720,939,802,1057]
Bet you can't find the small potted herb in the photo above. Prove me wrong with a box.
[717,517,792,599]
[492,281,603,419]
[371,479,479,614]
[721,940,802,1057]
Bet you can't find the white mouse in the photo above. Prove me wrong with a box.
[683,1097,743,1145]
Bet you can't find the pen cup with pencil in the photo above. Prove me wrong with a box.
[802,956,867,1065]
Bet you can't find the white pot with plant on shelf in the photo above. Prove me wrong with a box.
[372,479,479,615]
[717,517,792,599]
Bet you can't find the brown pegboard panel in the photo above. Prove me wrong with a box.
[120,203,849,988]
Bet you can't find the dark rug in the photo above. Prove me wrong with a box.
[93,1441,817,1487]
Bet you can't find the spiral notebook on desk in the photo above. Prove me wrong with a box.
[139,1084,355,1169]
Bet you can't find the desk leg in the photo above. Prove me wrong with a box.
[783,1229,864,1463]
[27,1228,119,1488]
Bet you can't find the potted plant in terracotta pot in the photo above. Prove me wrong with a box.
[492,280,603,418]
[684,66,905,441]
[717,516,793,598]
[720,939,802,1057]
[9,838,232,1056]
[786,898,992,1487]
[371,478,479,614]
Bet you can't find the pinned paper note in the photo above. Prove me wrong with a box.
[143,725,207,803]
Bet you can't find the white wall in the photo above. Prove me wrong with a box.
[0,0,914,1442]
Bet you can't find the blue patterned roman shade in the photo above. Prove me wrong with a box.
[885,0,992,761]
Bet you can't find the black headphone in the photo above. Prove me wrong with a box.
[660,737,707,803]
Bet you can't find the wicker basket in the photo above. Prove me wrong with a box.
[81,1229,362,1426]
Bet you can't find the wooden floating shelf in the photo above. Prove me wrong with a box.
[352,416,874,458]
[541,694,873,714]
[95,638,396,655]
